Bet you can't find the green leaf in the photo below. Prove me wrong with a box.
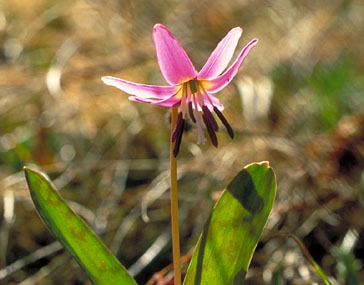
[24,167,137,285]
[184,161,276,285]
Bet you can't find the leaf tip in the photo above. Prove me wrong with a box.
[245,161,271,170]
[23,166,31,181]
[260,161,270,168]
[23,166,37,180]
[23,167,52,190]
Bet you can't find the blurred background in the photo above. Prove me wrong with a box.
[0,0,363,284]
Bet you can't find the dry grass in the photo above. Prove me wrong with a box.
[1,0,363,283]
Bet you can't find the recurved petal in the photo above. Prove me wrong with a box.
[101,76,177,99]
[153,24,197,85]
[129,94,180,107]
[198,27,242,80]
[206,38,258,94]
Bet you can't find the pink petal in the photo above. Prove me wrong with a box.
[101,76,177,99]
[153,24,197,85]
[206,38,258,94]
[129,94,180,107]
[198,27,242,80]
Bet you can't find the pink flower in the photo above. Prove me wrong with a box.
[102,24,258,156]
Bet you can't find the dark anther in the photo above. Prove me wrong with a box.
[202,106,218,131]
[171,112,183,143]
[173,119,185,157]
[202,113,218,148]
[188,102,196,123]
[213,107,234,139]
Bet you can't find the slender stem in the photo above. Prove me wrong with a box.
[170,106,181,285]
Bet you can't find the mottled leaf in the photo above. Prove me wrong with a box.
[184,162,276,284]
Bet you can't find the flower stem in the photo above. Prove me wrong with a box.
[170,106,181,285]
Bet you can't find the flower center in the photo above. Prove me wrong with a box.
[188,79,198,94]
[177,79,211,116]
[171,79,234,157]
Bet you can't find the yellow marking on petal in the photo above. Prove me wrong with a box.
[198,81,215,106]
[198,80,213,91]
[175,85,184,99]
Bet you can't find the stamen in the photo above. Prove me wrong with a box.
[173,118,185,157]
[193,95,206,144]
[202,106,218,131]
[188,102,196,123]
[202,113,218,148]
[195,92,204,109]
[213,107,234,139]
[171,112,183,143]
